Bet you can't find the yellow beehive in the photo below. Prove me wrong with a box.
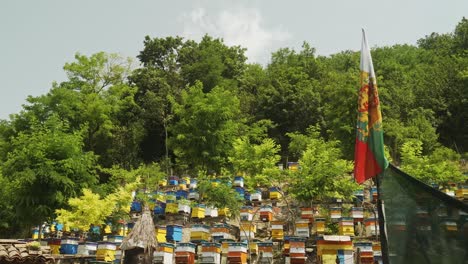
[249,241,258,255]
[314,218,326,234]
[218,208,230,217]
[240,222,256,233]
[191,204,206,219]
[96,242,116,262]
[159,179,167,187]
[269,187,282,200]
[165,202,178,214]
[156,225,167,242]
[339,218,354,236]
[190,224,211,241]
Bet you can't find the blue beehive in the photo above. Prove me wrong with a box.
[130,200,142,212]
[154,202,166,216]
[189,178,197,189]
[165,191,177,201]
[176,190,188,200]
[233,176,244,187]
[235,187,245,198]
[169,176,179,186]
[60,237,79,254]
[244,192,251,201]
[166,225,183,242]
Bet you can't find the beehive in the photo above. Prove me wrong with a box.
[269,187,282,200]
[165,202,179,214]
[211,223,233,242]
[259,205,273,222]
[191,204,206,219]
[227,242,248,264]
[314,218,326,235]
[233,176,244,188]
[354,241,373,264]
[364,218,379,236]
[351,207,364,222]
[300,207,314,223]
[96,241,116,262]
[153,243,175,264]
[205,206,219,218]
[175,243,196,264]
[240,206,253,221]
[250,190,262,202]
[339,217,355,236]
[289,237,306,264]
[317,236,353,264]
[295,219,310,238]
[330,207,342,220]
[166,225,183,242]
[200,242,221,264]
[271,221,284,241]
[190,224,211,242]
[156,225,167,243]
[239,222,256,240]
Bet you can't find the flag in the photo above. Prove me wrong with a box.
[354,29,389,184]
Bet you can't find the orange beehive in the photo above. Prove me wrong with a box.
[300,207,314,223]
[259,205,273,222]
[175,243,196,264]
[227,242,248,264]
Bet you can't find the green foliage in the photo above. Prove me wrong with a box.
[288,127,358,204]
[195,172,243,217]
[400,140,464,188]
[2,115,97,226]
[170,82,243,173]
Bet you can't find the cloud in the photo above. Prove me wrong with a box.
[180,7,291,63]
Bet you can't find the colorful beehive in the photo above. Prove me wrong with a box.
[31,227,43,239]
[154,243,175,264]
[159,179,167,187]
[191,204,206,219]
[364,218,379,236]
[271,221,284,241]
[190,224,211,242]
[130,200,142,213]
[455,185,468,200]
[77,242,97,255]
[289,237,307,264]
[211,179,221,187]
[371,187,378,202]
[250,189,262,202]
[188,189,199,200]
[175,243,196,264]
[314,218,326,235]
[316,236,353,264]
[189,178,197,189]
[249,240,259,255]
[287,162,299,171]
[165,201,179,214]
[258,242,273,262]
[156,225,167,242]
[330,207,342,220]
[233,176,244,188]
[218,207,230,217]
[269,186,282,200]
[372,242,382,263]
[165,191,177,201]
[211,223,232,242]
[48,238,61,254]
[178,201,191,215]
[205,206,219,218]
[239,222,256,240]
[339,218,355,236]
[167,225,183,242]
[176,190,188,200]
[227,242,248,264]
[440,218,458,232]
[354,241,373,264]
[96,241,116,261]
[200,242,222,264]
[416,208,431,232]
[351,207,364,222]
[244,192,251,202]
[154,202,166,217]
[300,207,314,223]
[235,187,245,199]
[354,189,364,202]
[107,235,124,243]
[169,176,179,186]
[220,239,236,255]
[60,237,79,254]
[240,206,254,221]
[179,179,188,190]
[295,219,310,238]
[259,205,273,222]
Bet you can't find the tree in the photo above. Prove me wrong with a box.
[287,127,358,205]
[400,140,464,189]
[169,82,244,173]
[2,115,98,231]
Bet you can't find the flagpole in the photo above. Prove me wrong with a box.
[376,173,390,264]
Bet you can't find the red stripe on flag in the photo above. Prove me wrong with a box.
[354,139,383,184]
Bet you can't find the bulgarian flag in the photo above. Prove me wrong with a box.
[354,30,389,184]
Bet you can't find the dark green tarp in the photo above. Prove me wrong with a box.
[380,164,468,264]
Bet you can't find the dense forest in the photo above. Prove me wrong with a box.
[0,18,466,237]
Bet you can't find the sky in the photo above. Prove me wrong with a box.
[1,0,467,119]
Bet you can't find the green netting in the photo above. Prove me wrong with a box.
[380,165,468,264]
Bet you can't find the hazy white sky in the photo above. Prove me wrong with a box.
[1,0,467,119]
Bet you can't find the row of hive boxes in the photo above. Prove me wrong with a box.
[155,242,248,264]
[156,224,234,243]
[158,176,247,189]
[155,202,230,218]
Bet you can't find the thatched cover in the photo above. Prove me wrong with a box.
[120,206,157,253]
